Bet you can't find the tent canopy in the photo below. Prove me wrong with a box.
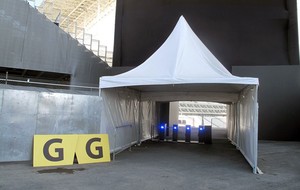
[100,16,258,91]
[99,16,259,174]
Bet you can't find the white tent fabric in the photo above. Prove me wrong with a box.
[100,16,259,173]
[100,16,258,88]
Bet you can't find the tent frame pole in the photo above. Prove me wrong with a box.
[253,85,262,174]
[236,102,240,150]
[137,94,142,145]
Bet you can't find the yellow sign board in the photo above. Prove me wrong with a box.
[76,134,111,164]
[33,134,110,167]
[33,135,78,167]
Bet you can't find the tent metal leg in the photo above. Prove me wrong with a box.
[137,97,142,145]
[256,167,263,175]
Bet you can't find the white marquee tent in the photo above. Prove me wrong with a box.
[100,16,260,173]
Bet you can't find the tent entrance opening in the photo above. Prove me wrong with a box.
[156,101,227,143]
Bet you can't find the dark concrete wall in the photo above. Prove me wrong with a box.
[113,0,299,69]
[233,65,300,141]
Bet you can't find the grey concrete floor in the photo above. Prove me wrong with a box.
[0,139,300,190]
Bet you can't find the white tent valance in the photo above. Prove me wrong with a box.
[100,16,260,174]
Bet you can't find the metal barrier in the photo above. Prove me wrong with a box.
[0,73,99,92]
[0,87,101,162]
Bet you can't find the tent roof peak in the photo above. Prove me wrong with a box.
[100,16,258,89]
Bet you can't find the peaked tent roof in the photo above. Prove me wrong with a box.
[100,16,258,89]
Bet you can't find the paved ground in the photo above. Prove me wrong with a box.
[0,139,299,190]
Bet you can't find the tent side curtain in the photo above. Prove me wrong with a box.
[227,103,238,144]
[236,85,259,173]
[140,101,156,142]
[100,88,155,152]
[100,88,140,152]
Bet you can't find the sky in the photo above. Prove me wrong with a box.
[87,9,116,52]
[28,0,44,6]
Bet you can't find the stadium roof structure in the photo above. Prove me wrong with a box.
[38,0,116,32]
[179,102,227,116]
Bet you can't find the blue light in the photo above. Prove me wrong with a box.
[199,127,203,131]
[160,126,164,129]
[174,127,177,130]
[187,127,190,130]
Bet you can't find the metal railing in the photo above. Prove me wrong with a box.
[56,18,112,65]
[64,19,113,66]
[113,124,138,161]
[0,72,99,92]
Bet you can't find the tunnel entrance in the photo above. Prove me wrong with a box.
[156,101,227,143]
